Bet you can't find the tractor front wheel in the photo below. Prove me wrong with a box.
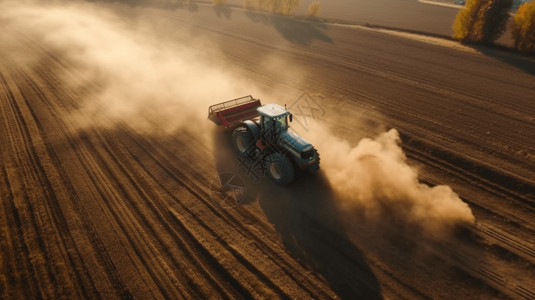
[266,153,295,184]
[233,127,255,157]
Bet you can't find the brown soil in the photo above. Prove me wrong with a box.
[1,2,534,299]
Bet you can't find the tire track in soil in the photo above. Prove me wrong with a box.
[113,127,338,299]
[1,51,160,296]
[403,137,535,252]
[401,135,535,239]
[0,68,79,299]
[77,130,232,298]
[0,81,37,300]
[12,64,177,298]
[397,137,535,299]
[1,64,135,295]
[425,239,535,300]
[0,69,23,300]
[16,71,111,299]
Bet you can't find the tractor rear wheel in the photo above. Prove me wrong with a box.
[266,153,295,184]
[232,127,255,157]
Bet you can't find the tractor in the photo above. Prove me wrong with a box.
[208,95,320,184]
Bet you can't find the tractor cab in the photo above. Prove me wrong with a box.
[257,104,292,141]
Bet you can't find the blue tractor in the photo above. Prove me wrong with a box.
[209,95,320,184]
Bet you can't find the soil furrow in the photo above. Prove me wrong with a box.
[0,68,70,298]
[8,62,138,298]
[83,130,220,298]
[118,130,330,298]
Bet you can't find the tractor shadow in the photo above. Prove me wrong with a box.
[211,129,382,299]
[255,175,383,299]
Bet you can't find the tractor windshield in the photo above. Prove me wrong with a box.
[275,116,288,131]
[263,115,289,140]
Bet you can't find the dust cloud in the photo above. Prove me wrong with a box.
[306,121,475,238]
[0,0,255,137]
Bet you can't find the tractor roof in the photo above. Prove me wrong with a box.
[257,104,289,119]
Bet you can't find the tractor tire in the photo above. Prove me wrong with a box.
[266,153,295,184]
[232,127,255,157]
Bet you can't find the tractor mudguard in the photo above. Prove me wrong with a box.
[242,120,260,140]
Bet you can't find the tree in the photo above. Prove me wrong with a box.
[271,0,284,14]
[283,0,300,15]
[259,0,272,11]
[453,0,513,43]
[453,0,486,41]
[511,1,535,52]
[480,0,513,43]
[306,1,321,18]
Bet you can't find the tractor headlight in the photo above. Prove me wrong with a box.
[300,148,316,160]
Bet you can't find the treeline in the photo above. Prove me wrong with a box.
[453,0,535,53]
